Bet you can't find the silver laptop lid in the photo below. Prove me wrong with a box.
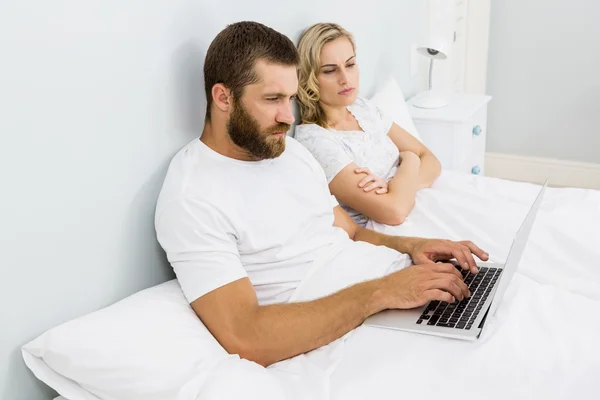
[488,181,548,317]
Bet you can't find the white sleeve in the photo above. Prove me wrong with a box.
[375,104,394,134]
[357,97,393,135]
[155,197,247,303]
[296,134,354,184]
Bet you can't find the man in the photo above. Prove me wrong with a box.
[155,21,488,368]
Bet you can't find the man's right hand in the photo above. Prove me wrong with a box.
[190,262,469,367]
[377,263,470,310]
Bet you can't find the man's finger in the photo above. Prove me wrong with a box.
[440,245,469,272]
[452,274,471,298]
[443,245,476,274]
[425,289,455,304]
[460,246,479,274]
[436,264,471,297]
[431,252,453,262]
[459,240,489,262]
[430,273,470,299]
[427,278,466,301]
[413,254,435,264]
[432,262,463,280]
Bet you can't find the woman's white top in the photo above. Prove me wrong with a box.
[295,97,400,226]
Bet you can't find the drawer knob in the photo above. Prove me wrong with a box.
[471,165,481,175]
[472,125,482,136]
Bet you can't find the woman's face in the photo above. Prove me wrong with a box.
[317,37,359,108]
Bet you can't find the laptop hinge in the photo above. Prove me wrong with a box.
[477,306,491,337]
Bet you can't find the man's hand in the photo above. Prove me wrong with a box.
[337,206,490,274]
[378,263,471,308]
[409,238,489,274]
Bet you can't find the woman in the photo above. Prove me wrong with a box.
[295,23,441,226]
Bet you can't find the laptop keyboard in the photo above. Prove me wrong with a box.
[416,266,502,330]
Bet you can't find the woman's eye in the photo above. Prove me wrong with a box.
[347,63,355,68]
[267,98,278,101]
[323,70,335,74]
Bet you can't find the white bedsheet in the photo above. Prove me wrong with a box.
[270,172,600,400]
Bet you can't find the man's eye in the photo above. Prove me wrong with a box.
[267,98,278,101]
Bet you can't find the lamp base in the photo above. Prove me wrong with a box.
[411,91,447,109]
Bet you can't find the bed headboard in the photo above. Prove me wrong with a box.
[0,1,427,398]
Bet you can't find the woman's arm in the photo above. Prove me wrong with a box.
[329,152,421,225]
[387,123,441,189]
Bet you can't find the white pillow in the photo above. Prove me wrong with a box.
[22,280,286,400]
[369,76,422,142]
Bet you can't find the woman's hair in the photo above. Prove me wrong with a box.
[296,23,356,127]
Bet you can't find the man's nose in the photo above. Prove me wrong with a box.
[276,104,295,125]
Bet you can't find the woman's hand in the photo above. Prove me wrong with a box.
[354,167,388,194]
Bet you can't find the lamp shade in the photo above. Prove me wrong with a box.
[416,36,449,60]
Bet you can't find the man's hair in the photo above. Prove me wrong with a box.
[204,21,299,121]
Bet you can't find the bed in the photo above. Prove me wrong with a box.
[25,170,600,400]
[21,65,600,400]
[327,171,600,400]
[249,170,599,400]
[21,68,600,400]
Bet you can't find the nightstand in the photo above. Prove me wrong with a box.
[407,94,492,176]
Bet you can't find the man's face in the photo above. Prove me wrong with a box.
[227,60,298,160]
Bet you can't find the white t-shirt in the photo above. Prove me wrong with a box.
[155,136,405,305]
[295,97,401,226]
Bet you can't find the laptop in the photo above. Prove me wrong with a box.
[364,180,548,340]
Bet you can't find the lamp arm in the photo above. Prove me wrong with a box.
[428,58,434,91]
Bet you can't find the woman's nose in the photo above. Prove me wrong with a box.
[338,68,348,85]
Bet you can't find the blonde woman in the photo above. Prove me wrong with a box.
[295,23,441,226]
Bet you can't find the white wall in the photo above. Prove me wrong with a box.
[486,0,600,164]
[464,0,491,94]
[0,1,428,398]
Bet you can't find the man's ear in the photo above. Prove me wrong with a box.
[211,83,233,114]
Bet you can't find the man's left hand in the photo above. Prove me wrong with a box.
[409,238,489,274]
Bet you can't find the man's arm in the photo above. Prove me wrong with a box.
[192,263,468,368]
[332,206,488,274]
[192,207,472,368]
[163,198,474,368]
[192,276,382,367]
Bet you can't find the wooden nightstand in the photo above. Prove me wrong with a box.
[407,94,492,176]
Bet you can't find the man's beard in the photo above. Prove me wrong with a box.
[227,100,290,160]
